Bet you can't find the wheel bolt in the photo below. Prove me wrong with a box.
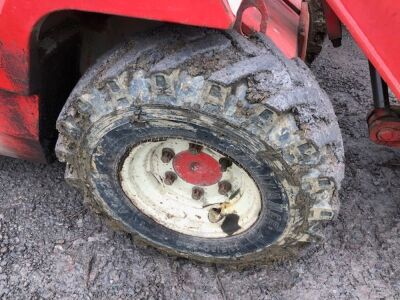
[192,186,204,200]
[161,148,175,163]
[189,143,203,155]
[164,171,177,185]
[219,157,232,172]
[218,181,232,195]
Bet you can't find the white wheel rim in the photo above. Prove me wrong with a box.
[119,139,262,238]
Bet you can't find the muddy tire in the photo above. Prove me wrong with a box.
[306,0,327,64]
[55,27,344,264]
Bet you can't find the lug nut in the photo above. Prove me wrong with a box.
[192,186,204,200]
[218,181,232,195]
[164,171,177,185]
[189,143,203,155]
[161,148,175,163]
[219,157,232,172]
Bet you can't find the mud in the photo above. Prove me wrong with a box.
[0,31,400,299]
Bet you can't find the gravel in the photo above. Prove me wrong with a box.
[0,31,399,299]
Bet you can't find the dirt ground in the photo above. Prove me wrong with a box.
[1,31,399,300]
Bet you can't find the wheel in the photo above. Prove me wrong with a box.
[56,27,344,264]
[306,0,327,64]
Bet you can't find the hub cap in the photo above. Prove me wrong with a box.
[120,139,262,238]
[173,151,222,186]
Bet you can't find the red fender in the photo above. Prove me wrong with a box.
[0,0,236,94]
[0,0,302,161]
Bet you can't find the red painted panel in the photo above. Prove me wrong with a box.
[286,0,302,11]
[0,91,46,161]
[327,0,400,100]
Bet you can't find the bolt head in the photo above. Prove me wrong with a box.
[218,181,232,195]
[164,171,177,185]
[378,128,395,142]
[192,187,204,200]
[219,157,232,172]
[188,143,203,155]
[161,148,175,163]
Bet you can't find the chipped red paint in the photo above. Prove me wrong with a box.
[0,90,46,161]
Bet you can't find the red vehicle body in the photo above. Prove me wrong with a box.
[0,0,399,162]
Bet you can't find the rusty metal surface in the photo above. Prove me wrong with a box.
[368,107,400,148]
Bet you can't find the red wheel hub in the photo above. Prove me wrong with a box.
[173,150,222,186]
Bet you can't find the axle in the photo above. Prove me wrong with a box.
[367,62,400,148]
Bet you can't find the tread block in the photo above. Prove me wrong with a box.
[209,55,281,86]
[150,34,231,73]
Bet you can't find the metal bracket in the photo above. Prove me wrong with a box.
[368,108,400,147]
[367,62,400,148]
[322,0,342,47]
[234,0,269,34]
[298,1,310,60]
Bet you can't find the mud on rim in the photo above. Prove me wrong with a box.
[119,138,263,238]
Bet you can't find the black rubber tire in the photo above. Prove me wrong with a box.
[56,26,344,264]
[306,0,327,64]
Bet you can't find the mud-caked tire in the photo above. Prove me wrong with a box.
[56,27,344,264]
